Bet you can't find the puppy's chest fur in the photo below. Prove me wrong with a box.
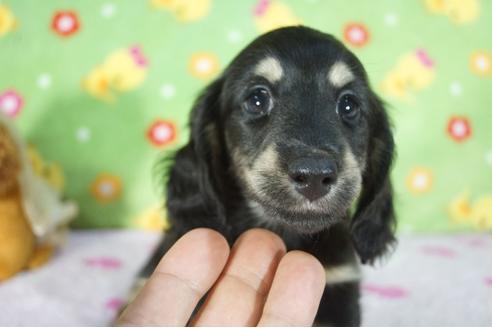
[218,201,361,284]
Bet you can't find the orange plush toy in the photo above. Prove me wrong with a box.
[0,119,37,280]
[0,113,77,281]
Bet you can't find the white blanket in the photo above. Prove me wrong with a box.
[0,230,491,326]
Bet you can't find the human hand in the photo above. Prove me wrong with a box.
[116,228,326,326]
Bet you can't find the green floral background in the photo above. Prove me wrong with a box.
[1,0,491,232]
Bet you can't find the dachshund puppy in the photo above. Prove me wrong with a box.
[141,26,396,326]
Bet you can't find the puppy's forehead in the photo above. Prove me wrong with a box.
[252,56,355,87]
[254,56,283,83]
[233,27,364,88]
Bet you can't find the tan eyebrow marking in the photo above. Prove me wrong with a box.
[254,57,283,83]
[328,61,355,87]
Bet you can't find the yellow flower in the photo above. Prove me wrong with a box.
[253,0,301,33]
[380,50,435,100]
[406,167,433,194]
[151,0,211,22]
[470,51,492,77]
[0,4,16,37]
[43,163,65,192]
[83,46,148,102]
[83,66,114,102]
[448,191,472,223]
[27,146,45,176]
[448,192,492,230]
[188,52,219,80]
[104,47,147,91]
[90,174,122,203]
[470,195,492,229]
[424,0,479,24]
[27,146,65,192]
[134,204,170,231]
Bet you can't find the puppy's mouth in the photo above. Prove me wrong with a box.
[245,169,362,233]
[249,198,344,234]
[234,145,363,233]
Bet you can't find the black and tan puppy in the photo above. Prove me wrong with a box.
[142,26,396,326]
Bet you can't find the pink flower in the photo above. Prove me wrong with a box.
[362,284,409,299]
[84,257,122,269]
[420,245,457,258]
[106,298,124,311]
[147,119,176,147]
[447,116,472,142]
[51,10,80,37]
[343,23,370,47]
[0,89,24,117]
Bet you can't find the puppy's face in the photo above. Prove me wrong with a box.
[217,27,383,233]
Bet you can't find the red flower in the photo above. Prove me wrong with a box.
[51,11,80,37]
[147,120,176,147]
[447,116,472,142]
[343,23,370,47]
[0,89,24,117]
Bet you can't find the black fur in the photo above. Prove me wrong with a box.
[142,26,396,326]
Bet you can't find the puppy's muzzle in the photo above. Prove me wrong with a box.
[288,156,338,202]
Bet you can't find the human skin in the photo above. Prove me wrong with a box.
[116,228,326,326]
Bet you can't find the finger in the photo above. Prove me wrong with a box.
[258,251,326,327]
[191,229,286,326]
[116,228,230,326]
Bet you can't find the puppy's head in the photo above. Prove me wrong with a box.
[189,26,395,263]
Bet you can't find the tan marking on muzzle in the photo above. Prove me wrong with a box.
[341,149,363,198]
[242,145,279,198]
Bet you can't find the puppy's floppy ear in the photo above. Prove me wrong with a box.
[190,77,227,222]
[166,77,227,228]
[350,92,396,264]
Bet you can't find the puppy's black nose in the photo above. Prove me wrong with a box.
[288,158,337,202]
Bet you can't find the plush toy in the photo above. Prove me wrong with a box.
[0,112,78,281]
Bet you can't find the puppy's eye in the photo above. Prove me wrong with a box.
[244,87,272,116]
[337,93,360,122]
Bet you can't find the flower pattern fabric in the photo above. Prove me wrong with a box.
[0,0,491,231]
